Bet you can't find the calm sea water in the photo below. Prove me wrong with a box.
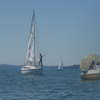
[0,65,100,100]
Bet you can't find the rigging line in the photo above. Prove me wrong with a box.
[35,17,40,55]
[36,36,40,55]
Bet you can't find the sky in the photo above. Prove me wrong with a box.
[0,0,100,66]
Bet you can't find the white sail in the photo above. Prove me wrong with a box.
[58,61,63,70]
[26,10,35,65]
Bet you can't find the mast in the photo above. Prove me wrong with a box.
[31,9,35,64]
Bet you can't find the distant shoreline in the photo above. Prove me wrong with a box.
[0,64,80,68]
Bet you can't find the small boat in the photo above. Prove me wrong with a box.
[21,10,43,75]
[57,60,63,70]
[80,54,100,80]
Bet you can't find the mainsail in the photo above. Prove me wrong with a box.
[26,10,35,65]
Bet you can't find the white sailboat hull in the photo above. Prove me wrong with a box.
[57,67,63,71]
[80,67,100,80]
[21,65,43,75]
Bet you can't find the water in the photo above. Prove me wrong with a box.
[0,65,100,100]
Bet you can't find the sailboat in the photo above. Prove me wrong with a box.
[21,10,43,75]
[80,54,100,80]
[57,60,63,70]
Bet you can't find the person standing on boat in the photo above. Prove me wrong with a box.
[38,53,44,66]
